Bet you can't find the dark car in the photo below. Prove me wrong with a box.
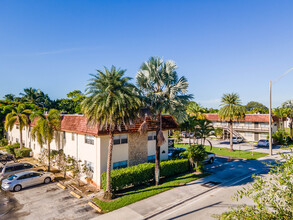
[0,152,16,164]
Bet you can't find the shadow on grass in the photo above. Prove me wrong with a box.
[114,173,207,198]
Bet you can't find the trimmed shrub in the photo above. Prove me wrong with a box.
[101,159,190,191]
[5,143,20,156]
[161,159,190,177]
[0,138,8,147]
[15,148,32,158]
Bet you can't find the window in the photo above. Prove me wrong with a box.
[16,138,19,143]
[72,133,75,141]
[148,132,156,141]
[85,135,94,145]
[16,125,19,129]
[245,122,253,128]
[148,155,155,163]
[245,132,253,137]
[63,131,66,140]
[23,163,33,169]
[260,133,268,139]
[114,134,128,145]
[113,160,128,169]
[260,123,269,128]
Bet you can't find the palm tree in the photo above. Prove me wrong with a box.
[180,116,196,145]
[136,57,192,185]
[218,93,245,151]
[31,109,61,171]
[273,107,288,130]
[5,104,32,148]
[186,101,207,120]
[194,119,214,149]
[82,66,141,199]
[282,100,293,138]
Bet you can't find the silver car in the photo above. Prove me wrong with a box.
[1,171,54,192]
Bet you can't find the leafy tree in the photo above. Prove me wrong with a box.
[4,104,32,148]
[216,152,293,219]
[214,127,223,139]
[245,101,268,114]
[173,130,182,143]
[82,66,141,199]
[136,57,192,185]
[31,109,61,171]
[218,93,245,151]
[20,87,52,108]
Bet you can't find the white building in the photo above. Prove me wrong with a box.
[5,115,178,188]
[205,114,280,142]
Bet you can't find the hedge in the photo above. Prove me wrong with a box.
[101,159,190,191]
[5,143,20,156]
[15,148,32,158]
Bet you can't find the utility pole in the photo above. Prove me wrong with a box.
[269,80,272,156]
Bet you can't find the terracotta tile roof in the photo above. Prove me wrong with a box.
[30,115,178,136]
[204,114,279,123]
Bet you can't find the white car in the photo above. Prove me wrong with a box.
[1,171,54,192]
[257,139,269,147]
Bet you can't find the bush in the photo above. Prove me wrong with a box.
[5,143,20,156]
[272,129,290,145]
[15,148,32,158]
[101,159,190,191]
[0,138,8,147]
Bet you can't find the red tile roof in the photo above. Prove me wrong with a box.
[30,115,178,136]
[204,114,279,123]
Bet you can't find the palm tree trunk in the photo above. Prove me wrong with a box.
[48,141,51,172]
[155,113,161,186]
[104,130,114,199]
[19,128,23,149]
[290,119,293,139]
[229,121,233,151]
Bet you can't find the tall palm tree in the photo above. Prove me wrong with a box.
[5,104,32,148]
[218,93,245,151]
[31,109,61,171]
[136,57,192,185]
[82,66,141,199]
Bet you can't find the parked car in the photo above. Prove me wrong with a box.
[0,152,16,164]
[1,171,54,192]
[0,162,44,180]
[168,147,216,164]
[232,137,243,144]
[257,139,269,147]
[203,152,216,164]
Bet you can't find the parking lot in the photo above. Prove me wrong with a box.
[0,182,99,220]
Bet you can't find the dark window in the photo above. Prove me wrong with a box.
[85,135,94,145]
[30,172,41,177]
[18,174,31,180]
[114,135,128,145]
[113,161,128,169]
[23,163,33,169]
[148,155,155,163]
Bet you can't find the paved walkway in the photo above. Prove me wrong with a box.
[93,151,288,220]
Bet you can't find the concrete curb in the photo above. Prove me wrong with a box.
[88,201,103,213]
[70,191,82,199]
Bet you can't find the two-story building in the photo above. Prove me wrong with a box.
[205,114,279,142]
[5,114,178,188]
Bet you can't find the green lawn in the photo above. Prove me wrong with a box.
[93,172,207,212]
[174,143,268,160]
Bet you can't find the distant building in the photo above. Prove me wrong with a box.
[205,114,280,142]
[5,115,178,188]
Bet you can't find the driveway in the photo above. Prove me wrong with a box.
[0,182,99,220]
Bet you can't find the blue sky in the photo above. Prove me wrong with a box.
[1,0,293,108]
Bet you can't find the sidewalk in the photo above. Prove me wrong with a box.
[93,153,286,220]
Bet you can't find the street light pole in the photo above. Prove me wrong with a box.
[269,80,272,156]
